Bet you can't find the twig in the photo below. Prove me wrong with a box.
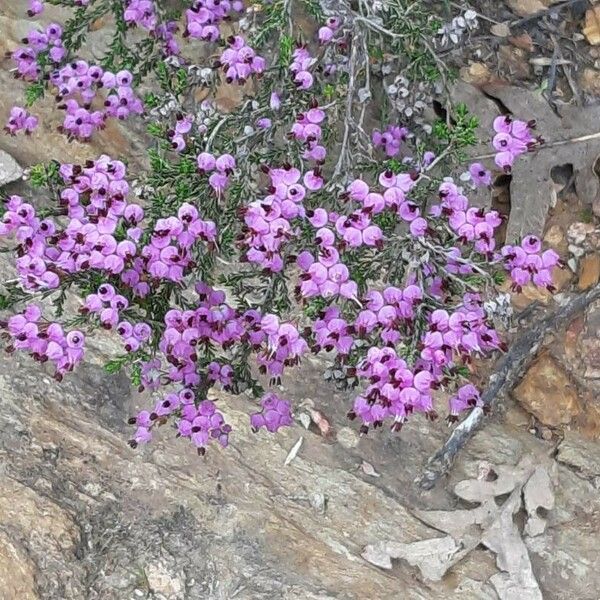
[447,1,502,25]
[554,35,582,105]
[354,15,404,39]
[417,283,600,490]
[472,130,600,161]
[332,30,361,181]
[543,36,560,109]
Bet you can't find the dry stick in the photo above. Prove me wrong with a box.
[472,130,600,161]
[418,284,600,490]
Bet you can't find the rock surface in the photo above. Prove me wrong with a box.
[0,149,23,187]
[512,354,581,426]
[578,254,600,291]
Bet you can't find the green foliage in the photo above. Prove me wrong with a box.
[433,103,479,149]
[279,34,294,66]
[252,0,290,48]
[579,207,594,224]
[29,162,60,188]
[303,296,328,319]
[24,83,45,107]
[493,270,507,286]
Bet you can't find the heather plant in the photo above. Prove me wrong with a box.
[0,0,559,454]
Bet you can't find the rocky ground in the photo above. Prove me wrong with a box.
[1,1,600,599]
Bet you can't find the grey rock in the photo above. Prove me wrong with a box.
[556,433,600,481]
[0,149,23,187]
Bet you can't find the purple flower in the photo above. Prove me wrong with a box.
[250,393,293,433]
[468,162,492,187]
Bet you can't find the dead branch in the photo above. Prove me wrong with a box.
[418,284,600,490]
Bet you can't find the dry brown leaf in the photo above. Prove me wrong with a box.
[360,460,381,478]
[498,46,531,80]
[307,408,333,437]
[459,62,495,87]
[507,0,546,17]
[509,32,534,52]
[413,458,546,599]
[491,22,511,38]
[584,7,600,46]
[523,466,555,536]
[580,67,600,96]
[362,536,465,580]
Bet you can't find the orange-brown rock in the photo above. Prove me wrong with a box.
[513,354,581,426]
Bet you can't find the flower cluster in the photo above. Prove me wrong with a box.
[0,195,60,289]
[1,305,85,380]
[0,4,565,460]
[54,64,143,139]
[318,17,342,44]
[185,0,243,41]
[502,236,560,291]
[129,391,232,453]
[124,0,158,31]
[196,152,236,194]
[116,320,152,352]
[290,102,328,166]
[167,113,194,152]
[432,180,501,254]
[219,36,266,84]
[291,46,316,90]
[27,0,44,17]
[250,393,293,432]
[0,156,219,299]
[141,203,217,284]
[350,346,436,432]
[492,116,542,172]
[83,284,130,329]
[12,23,66,80]
[4,106,38,135]
[241,166,303,272]
[372,124,409,157]
[12,23,144,139]
[176,398,232,452]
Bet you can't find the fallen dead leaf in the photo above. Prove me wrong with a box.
[498,46,531,80]
[584,7,600,46]
[507,0,546,17]
[578,253,600,290]
[523,465,555,536]
[580,68,600,96]
[307,408,333,437]
[362,536,465,581]
[360,460,381,478]
[460,62,494,86]
[411,458,548,599]
[509,32,534,52]
[298,412,311,430]
[491,22,511,38]
[529,57,572,67]
[284,436,303,466]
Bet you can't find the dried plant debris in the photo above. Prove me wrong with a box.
[523,465,555,536]
[452,82,600,242]
[364,457,554,599]
[583,6,600,46]
[361,536,467,581]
